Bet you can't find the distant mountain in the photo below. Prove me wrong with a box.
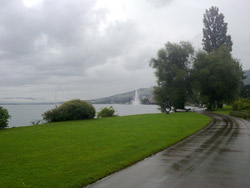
[89,88,154,104]
[244,69,250,85]
[89,69,250,104]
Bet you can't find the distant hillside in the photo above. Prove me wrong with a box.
[244,69,250,85]
[89,88,154,104]
[89,69,250,104]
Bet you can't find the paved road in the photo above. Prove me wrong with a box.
[86,112,250,188]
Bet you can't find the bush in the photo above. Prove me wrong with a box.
[97,106,117,118]
[0,106,11,129]
[232,98,250,111]
[31,120,42,125]
[43,99,96,122]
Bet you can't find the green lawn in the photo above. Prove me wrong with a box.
[0,113,210,188]
[213,105,232,115]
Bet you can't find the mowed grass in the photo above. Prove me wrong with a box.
[0,113,210,188]
[213,105,232,115]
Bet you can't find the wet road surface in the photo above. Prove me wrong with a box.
[85,112,250,188]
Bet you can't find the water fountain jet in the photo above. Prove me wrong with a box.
[132,89,140,105]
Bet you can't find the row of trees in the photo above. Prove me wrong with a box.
[150,6,245,112]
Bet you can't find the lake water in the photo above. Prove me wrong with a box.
[2,104,161,128]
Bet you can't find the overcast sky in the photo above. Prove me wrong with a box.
[0,0,249,103]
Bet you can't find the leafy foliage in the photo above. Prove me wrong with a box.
[0,106,11,129]
[150,7,243,111]
[230,98,250,119]
[31,120,42,125]
[202,6,233,52]
[193,47,244,109]
[97,106,117,118]
[232,98,250,111]
[43,99,96,122]
[150,41,194,111]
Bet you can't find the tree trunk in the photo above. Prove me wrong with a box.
[217,101,223,109]
[207,102,213,110]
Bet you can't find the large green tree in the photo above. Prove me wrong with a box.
[150,41,194,112]
[202,6,233,52]
[193,47,244,109]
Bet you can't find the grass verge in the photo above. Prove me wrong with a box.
[229,111,250,119]
[213,105,232,115]
[0,113,210,188]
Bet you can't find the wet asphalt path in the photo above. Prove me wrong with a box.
[86,112,250,188]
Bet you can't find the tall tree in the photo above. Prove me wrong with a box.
[150,41,194,112]
[202,6,233,52]
[193,47,244,109]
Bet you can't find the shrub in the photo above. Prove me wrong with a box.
[31,120,42,125]
[0,106,11,129]
[232,98,250,111]
[43,99,96,122]
[97,106,117,118]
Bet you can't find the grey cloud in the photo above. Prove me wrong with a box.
[1,0,248,102]
[0,0,152,101]
[146,0,174,8]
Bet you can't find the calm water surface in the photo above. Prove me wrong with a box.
[2,104,160,128]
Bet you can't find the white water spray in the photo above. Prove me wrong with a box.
[132,89,140,105]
